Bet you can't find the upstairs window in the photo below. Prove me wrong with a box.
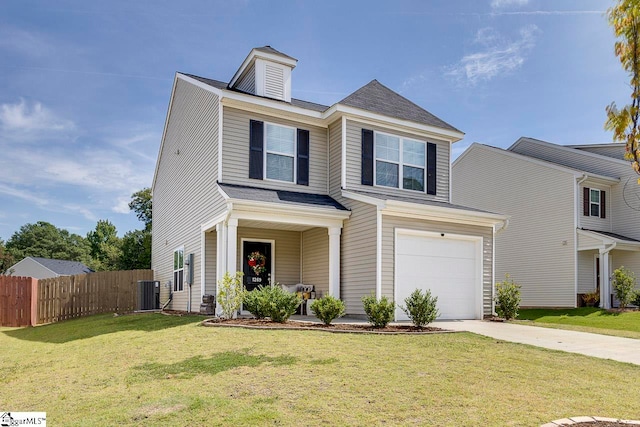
[265,123,295,182]
[583,187,606,219]
[375,132,426,192]
[173,247,184,292]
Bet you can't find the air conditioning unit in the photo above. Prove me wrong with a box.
[137,280,160,310]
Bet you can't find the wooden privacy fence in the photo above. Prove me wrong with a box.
[0,270,153,327]
[0,276,37,327]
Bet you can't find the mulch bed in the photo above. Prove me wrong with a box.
[201,317,452,334]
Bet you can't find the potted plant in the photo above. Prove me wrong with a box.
[582,290,600,307]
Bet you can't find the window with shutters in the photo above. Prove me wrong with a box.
[374,131,426,192]
[173,247,184,292]
[265,123,296,182]
[589,189,601,217]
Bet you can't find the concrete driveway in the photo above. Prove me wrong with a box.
[437,320,640,366]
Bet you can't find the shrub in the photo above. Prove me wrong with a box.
[400,289,439,328]
[494,274,521,320]
[582,290,600,307]
[243,286,271,319]
[217,271,245,319]
[612,266,637,309]
[310,295,346,325]
[362,294,395,328]
[263,285,301,323]
[633,289,640,308]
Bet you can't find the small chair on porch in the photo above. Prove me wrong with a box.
[281,284,315,315]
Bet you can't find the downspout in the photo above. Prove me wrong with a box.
[491,218,509,315]
[495,218,510,235]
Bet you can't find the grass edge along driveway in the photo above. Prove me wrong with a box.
[516,307,640,339]
[2,313,640,426]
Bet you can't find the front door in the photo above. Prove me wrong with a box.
[242,240,272,292]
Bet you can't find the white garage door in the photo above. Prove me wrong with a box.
[395,231,482,320]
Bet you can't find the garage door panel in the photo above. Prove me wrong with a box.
[395,232,480,320]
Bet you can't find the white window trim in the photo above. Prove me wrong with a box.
[173,246,185,293]
[373,131,426,193]
[263,122,297,183]
[589,188,601,217]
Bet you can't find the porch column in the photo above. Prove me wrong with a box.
[600,250,611,309]
[328,227,341,299]
[215,222,225,316]
[227,218,238,275]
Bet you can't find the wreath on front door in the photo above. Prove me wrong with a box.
[247,251,267,275]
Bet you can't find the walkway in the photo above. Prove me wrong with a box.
[437,320,640,366]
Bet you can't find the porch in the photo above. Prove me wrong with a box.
[577,228,640,308]
[200,183,351,313]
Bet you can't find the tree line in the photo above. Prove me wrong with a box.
[0,188,152,274]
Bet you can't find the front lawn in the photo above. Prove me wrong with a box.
[516,308,640,339]
[2,313,640,426]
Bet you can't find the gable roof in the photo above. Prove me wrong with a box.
[253,45,297,61]
[30,257,93,276]
[338,80,460,133]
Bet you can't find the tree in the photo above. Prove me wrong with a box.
[0,239,15,274]
[118,229,151,270]
[129,188,152,231]
[86,220,122,271]
[6,221,90,262]
[606,0,640,178]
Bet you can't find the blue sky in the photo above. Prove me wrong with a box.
[0,0,627,241]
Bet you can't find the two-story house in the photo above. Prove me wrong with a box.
[152,46,508,320]
[452,138,640,309]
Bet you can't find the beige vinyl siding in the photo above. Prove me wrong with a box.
[236,227,301,285]
[452,145,577,307]
[332,198,377,315]
[328,120,342,198]
[612,251,640,283]
[221,107,327,194]
[302,227,329,297]
[579,183,612,232]
[152,79,226,311]
[577,250,597,294]
[236,65,256,94]
[381,215,494,315]
[611,172,640,241]
[577,232,605,250]
[343,119,450,202]
[204,230,217,295]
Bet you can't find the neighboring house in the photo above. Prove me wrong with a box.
[7,257,93,279]
[152,46,508,320]
[452,138,640,309]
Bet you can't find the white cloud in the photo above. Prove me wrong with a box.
[0,99,75,133]
[112,197,132,214]
[445,25,540,86]
[490,0,529,9]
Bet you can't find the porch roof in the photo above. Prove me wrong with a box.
[578,228,640,251]
[218,183,349,211]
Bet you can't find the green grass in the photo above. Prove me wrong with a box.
[2,313,640,426]
[516,308,640,339]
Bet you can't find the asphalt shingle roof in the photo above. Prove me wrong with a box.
[31,257,93,275]
[338,80,461,132]
[254,45,297,61]
[218,183,348,211]
[581,229,640,243]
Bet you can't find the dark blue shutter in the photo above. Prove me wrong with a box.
[426,142,436,195]
[601,191,606,219]
[297,129,309,186]
[249,120,264,179]
[361,129,374,186]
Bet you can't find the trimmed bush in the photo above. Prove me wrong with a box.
[362,294,395,328]
[612,266,637,309]
[494,274,521,320]
[310,296,346,325]
[243,286,271,319]
[263,285,301,323]
[632,289,640,308]
[400,289,439,328]
[217,271,245,319]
